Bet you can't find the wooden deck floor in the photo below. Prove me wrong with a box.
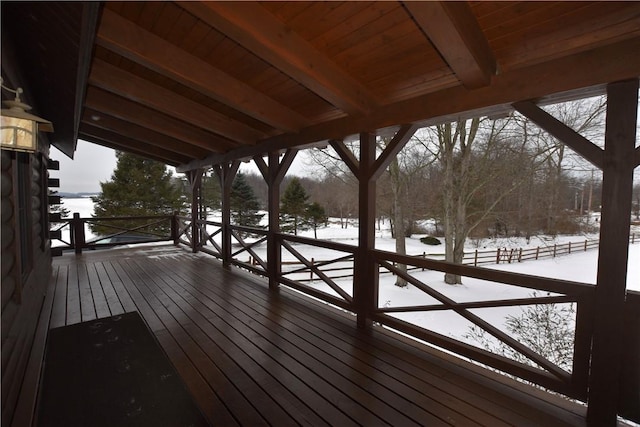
[41,244,588,426]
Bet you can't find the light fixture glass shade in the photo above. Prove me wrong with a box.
[0,99,53,152]
[1,115,37,152]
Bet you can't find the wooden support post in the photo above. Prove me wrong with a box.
[587,79,638,426]
[264,149,296,290]
[171,210,179,245]
[189,169,204,253]
[353,132,378,329]
[219,162,239,268]
[72,213,85,255]
[266,152,281,290]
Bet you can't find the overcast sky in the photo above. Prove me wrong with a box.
[50,139,315,195]
[50,140,118,194]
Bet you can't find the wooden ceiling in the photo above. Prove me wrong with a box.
[2,2,639,170]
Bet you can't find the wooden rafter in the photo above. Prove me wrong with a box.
[404,1,496,89]
[79,124,187,165]
[512,101,604,170]
[84,87,236,152]
[179,1,379,115]
[89,60,265,144]
[81,109,209,159]
[96,9,310,132]
[79,125,191,163]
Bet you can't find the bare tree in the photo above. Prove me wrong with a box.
[519,96,606,235]
[382,136,435,287]
[420,117,551,284]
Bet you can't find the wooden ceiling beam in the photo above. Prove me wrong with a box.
[180,1,379,115]
[96,9,310,132]
[178,37,640,172]
[403,1,496,89]
[81,109,209,159]
[89,59,266,145]
[85,86,236,152]
[79,124,189,166]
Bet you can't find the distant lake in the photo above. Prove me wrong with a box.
[60,197,95,218]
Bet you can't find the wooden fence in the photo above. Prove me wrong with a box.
[249,234,637,282]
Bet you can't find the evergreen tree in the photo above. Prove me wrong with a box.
[306,202,327,239]
[91,152,185,236]
[280,177,310,235]
[230,173,264,231]
[201,170,221,216]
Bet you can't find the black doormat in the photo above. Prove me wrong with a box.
[37,311,210,427]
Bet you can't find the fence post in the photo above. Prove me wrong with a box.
[553,244,557,258]
[311,257,314,281]
[71,213,85,255]
[568,241,572,254]
[474,249,478,266]
[171,211,179,245]
[585,240,588,251]
[518,248,522,262]
[496,247,501,264]
[535,247,539,260]
[422,252,426,271]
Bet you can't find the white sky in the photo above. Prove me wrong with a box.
[50,140,118,194]
[50,139,314,194]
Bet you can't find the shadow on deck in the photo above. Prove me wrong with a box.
[37,244,588,426]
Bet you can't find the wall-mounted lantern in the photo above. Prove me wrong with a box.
[1,77,53,153]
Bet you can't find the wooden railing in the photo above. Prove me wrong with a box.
[277,233,356,311]
[50,213,175,254]
[371,249,595,400]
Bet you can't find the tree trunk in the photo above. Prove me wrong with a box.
[440,119,479,285]
[441,123,458,284]
[389,151,408,287]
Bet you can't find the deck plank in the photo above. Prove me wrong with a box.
[118,258,271,427]
[125,257,359,426]
[45,245,589,427]
[154,256,463,426]
[85,263,111,319]
[201,280,491,425]
[127,258,317,426]
[49,266,67,329]
[65,264,81,325]
[93,262,125,316]
[77,262,96,322]
[174,257,512,426]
